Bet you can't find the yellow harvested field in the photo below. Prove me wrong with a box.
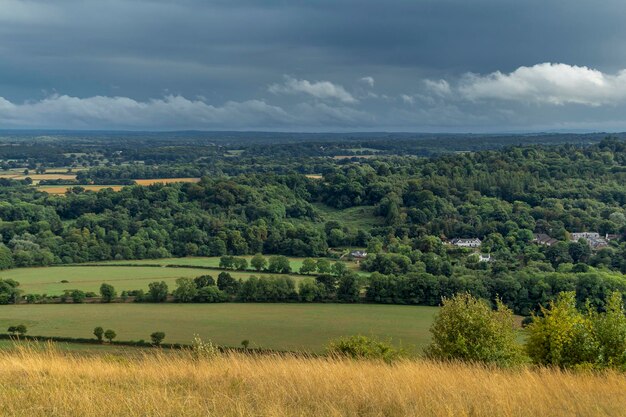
[0,348,625,416]
[38,185,124,195]
[37,178,201,195]
[133,177,201,185]
[305,174,323,179]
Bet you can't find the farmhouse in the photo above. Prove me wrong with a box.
[350,250,368,259]
[450,238,482,248]
[533,233,558,246]
[570,232,600,241]
[570,232,609,250]
[478,254,492,262]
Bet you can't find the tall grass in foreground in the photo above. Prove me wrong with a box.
[0,345,625,416]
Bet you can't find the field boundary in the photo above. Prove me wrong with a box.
[61,262,325,278]
[0,334,314,356]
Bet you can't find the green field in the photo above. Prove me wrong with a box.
[0,303,437,352]
[0,266,303,295]
[311,203,384,230]
[95,256,363,274]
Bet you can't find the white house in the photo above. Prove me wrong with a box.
[478,254,492,262]
[350,250,368,259]
[450,238,482,248]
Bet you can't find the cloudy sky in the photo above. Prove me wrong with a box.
[2,0,626,132]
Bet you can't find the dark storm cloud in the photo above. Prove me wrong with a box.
[1,0,626,130]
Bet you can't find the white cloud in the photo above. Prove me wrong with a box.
[0,94,294,129]
[400,94,415,105]
[359,76,375,87]
[458,63,626,106]
[423,79,451,96]
[268,76,357,103]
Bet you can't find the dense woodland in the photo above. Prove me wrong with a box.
[0,132,624,314]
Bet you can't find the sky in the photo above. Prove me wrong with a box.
[2,0,626,132]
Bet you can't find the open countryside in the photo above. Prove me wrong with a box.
[1,265,307,295]
[0,303,436,352]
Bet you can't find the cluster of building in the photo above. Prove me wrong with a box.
[533,232,621,250]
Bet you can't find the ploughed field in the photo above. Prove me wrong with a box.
[0,265,305,295]
[0,303,437,352]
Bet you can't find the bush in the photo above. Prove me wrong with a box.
[195,286,228,302]
[425,293,526,367]
[99,283,116,303]
[70,289,86,303]
[191,334,219,359]
[148,281,168,302]
[150,331,166,346]
[526,291,626,369]
[173,278,197,302]
[104,329,117,343]
[326,335,404,362]
[93,326,104,342]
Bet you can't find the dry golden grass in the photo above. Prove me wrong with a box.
[37,185,124,195]
[0,345,624,416]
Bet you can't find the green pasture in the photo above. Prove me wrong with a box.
[0,303,437,353]
[311,203,384,230]
[0,266,303,296]
[95,256,363,274]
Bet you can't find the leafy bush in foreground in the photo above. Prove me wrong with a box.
[425,293,526,367]
[526,291,626,369]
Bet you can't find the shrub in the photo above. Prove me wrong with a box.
[425,293,526,367]
[148,281,168,302]
[71,289,86,303]
[150,331,166,346]
[93,326,104,342]
[173,278,197,302]
[525,292,598,368]
[191,334,219,359]
[104,329,117,343]
[15,324,27,336]
[326,335,404,362]
[194,275,215,289]
[195,286,228,302]
[526,291,626,369]
[99,283,116,303]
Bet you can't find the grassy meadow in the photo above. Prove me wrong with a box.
[311,203,384,229]
[0,303,436,352]
[0,265,305,295]
[0,348,624,416]
[95,255,364,274]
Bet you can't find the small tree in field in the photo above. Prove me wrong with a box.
[104,329,117,343]
[425,293,526,367]
[299,258,317,274]
[251,254,267,271]
[150,331,166,346]
[15,324,27,336]
[99,283,116,303]
[7,326,17,336]
[241,339,250,350]
[93,326,104,343]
